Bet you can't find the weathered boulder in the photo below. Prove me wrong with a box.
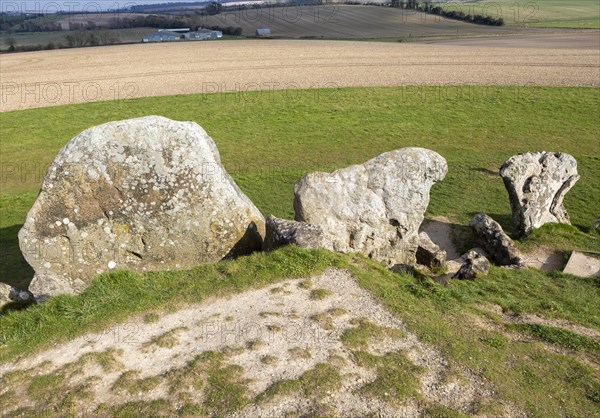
[416,232,447,270]
[294,147,447,265]
[469,214,522,266]
[263,215,324,252]
[0,284,34,306]
[0,283,11,306]
[19,116,265,298]
[9,287,35,303]
[453,249,490,280]
[499,152,580,238]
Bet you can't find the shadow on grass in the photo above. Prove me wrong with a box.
[0,301,36,316]
[470,167,498,177]
[0,224,34,290]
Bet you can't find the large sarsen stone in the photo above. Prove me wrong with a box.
[19,116,265,298]
[294,147,447,265]
[499,152,579,238]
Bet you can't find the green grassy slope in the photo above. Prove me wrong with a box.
[440,0,600,28]
[1,86,599,288]
[1,247,598,416]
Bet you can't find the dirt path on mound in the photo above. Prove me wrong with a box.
[1,39,598,112]
[1,268,513,417]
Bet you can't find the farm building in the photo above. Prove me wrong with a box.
[144,28,222,43]
[143,30,183,43]
[256,28,272,38]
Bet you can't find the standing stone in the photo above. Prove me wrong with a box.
[263,215,324,252]
[453,250,490,280]
[19,116,265,299]
[499,152,580,238]
[416,232,447,270]
[469,214,522,266]
[294,148,447,265]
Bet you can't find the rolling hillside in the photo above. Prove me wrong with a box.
[199,5,535,38]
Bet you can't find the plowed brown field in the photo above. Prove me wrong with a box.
[1,38,598,112]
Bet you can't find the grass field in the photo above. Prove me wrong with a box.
[440,0,600,28]
[1,86,599,290]
[0,85,599,416]
[199,4,532,38]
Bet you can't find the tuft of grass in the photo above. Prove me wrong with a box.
[260,355,279,365]
[328,307,348,317]
[246,339,265,351]
[28,374,65,403]
[509,323,600,359]
[78,347,124,373]
[425,404,469,418]
[111,370,161,395]
[298,279,313,289]
[258,311,281,318]
[266,324,283,333]
[165,356,206,397]
[340,318,404,350]
[258,363,342,402]
[351,351,423,403]
[310,288,333,301]
[23,369,97,415]
[288,347,312,360]
[143,312,160,323]
[95,399,181,417]
[311,307,348,331]
[142,326,189,350]
[310,313,335,331]
[199,351,251,415]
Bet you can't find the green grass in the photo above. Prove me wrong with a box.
[258,363,342,401]
[340,317,404,350]
[351,350,424,403]
[142,326,188,349]
[341,252,600,417]
[1,86,598,289]
[509,323,600,360]
[111,370,161,395]
[309,288,333,300]
[0,86,599,415]
[439,0,600,28]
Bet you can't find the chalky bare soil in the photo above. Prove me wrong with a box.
[1,38,599,112]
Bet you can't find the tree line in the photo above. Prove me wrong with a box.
[3,29,121,53]
[390,1,505,26]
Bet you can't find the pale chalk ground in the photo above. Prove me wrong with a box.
[0,268,502,417]
[1,37,599,112]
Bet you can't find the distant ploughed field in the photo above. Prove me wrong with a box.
[1,38,599,112]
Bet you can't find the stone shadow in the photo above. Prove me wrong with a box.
[419,217,473,259]
[0,224,34,290]
[222,221,263,260]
